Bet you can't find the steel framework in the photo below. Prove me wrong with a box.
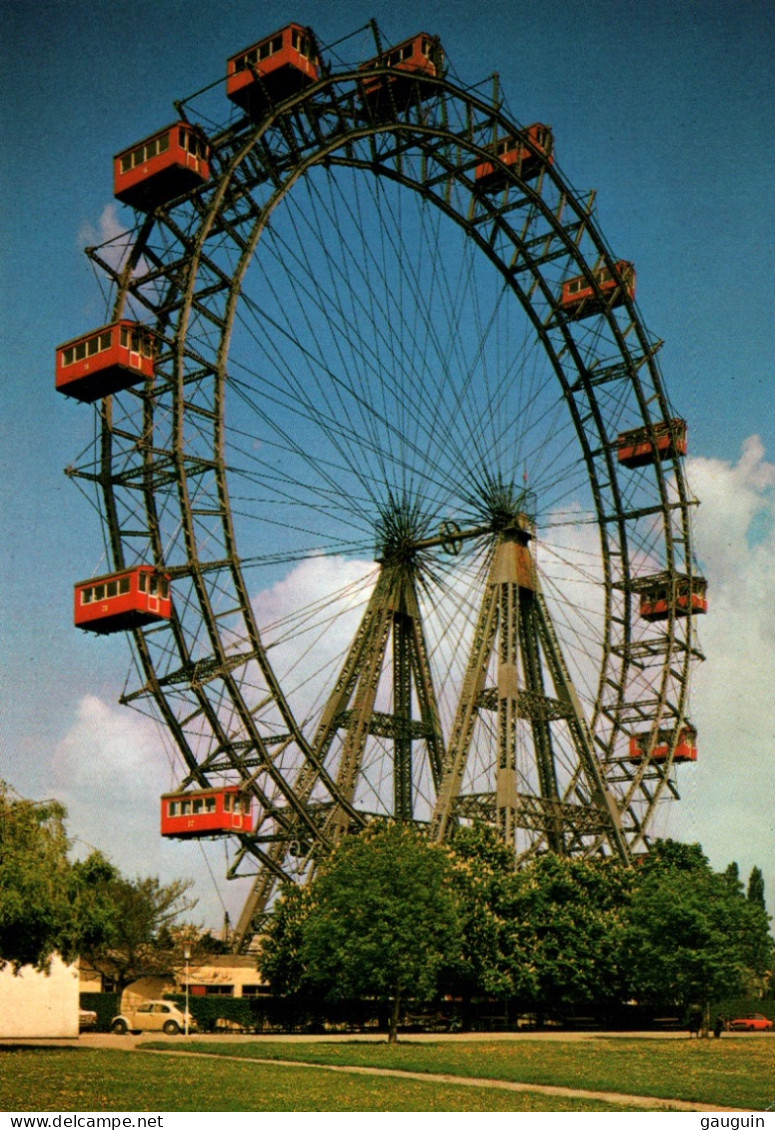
[66,23,704,950]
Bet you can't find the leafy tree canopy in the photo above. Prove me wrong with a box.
[747,866,766,910]
[625,849,772,1017]
[0,780,199,986]
[634,838,710,874]
[260,823,463,1041]
[502,854,633,1011]
[256,883,311,999]
[259,827,773,1030]
[0,781,116,971]
[446,828,633,1009]
[442,824,519,1000]
[80,874,197,990]
[723,861,742,894]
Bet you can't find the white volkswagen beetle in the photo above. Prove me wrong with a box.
[111,999,196,1035]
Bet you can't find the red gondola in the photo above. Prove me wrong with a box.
[359,33,444,111]
[559,261,636,320]
[475,124,554,191]
[629,725,698,764]
[74,566,172,634]
[114,122,211,211]
[637,573,708,622]
[161,787,254,838]
[617,419,688,469]
[56,321,155,403]
[227,23,320,115]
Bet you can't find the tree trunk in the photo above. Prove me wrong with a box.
[389,989,402,1044]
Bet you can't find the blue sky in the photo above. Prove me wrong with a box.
[2,0,774,929]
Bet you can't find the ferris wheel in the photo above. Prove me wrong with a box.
[58,21,707,950]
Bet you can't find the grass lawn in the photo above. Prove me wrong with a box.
[140,1035,775,1111]
[0,1047,630,1112]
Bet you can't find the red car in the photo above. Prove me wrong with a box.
[728,1013,773,1031]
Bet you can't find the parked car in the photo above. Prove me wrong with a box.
[111,1000,196,1035]
[728,1013,773,1032]
[79,1008,98,1032]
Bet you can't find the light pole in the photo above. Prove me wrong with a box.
[184,945,190,1036]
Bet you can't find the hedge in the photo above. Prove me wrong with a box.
[80,991,121,1033]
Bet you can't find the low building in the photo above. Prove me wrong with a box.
[80,953,269,1009]
[181,954,268,1000]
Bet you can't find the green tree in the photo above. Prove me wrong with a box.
[504,854,632,1017]
[260,825,773,1035]
[637,839,708,873]
[257,883,312,998]
[723,861,742,894]
[747,866,766,910]
[446,835,772,1026]
[625,843,773,1029]
[443,824,521,1001]
[444,831,632,1016]
[450,852,631,1018]
[0,781,116,971]
[260,824,463,1042]
[80,874,197,990]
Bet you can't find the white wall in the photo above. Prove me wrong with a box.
[0,954,79,1038]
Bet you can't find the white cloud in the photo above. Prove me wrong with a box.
[252,554,378,724]
[540,441,774,917]
[51,694,247,929]
[77,204,132,271]
[77,203,154,302]
[52,694,169,860]
[690,434,775,585]
[671,437,775,908]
